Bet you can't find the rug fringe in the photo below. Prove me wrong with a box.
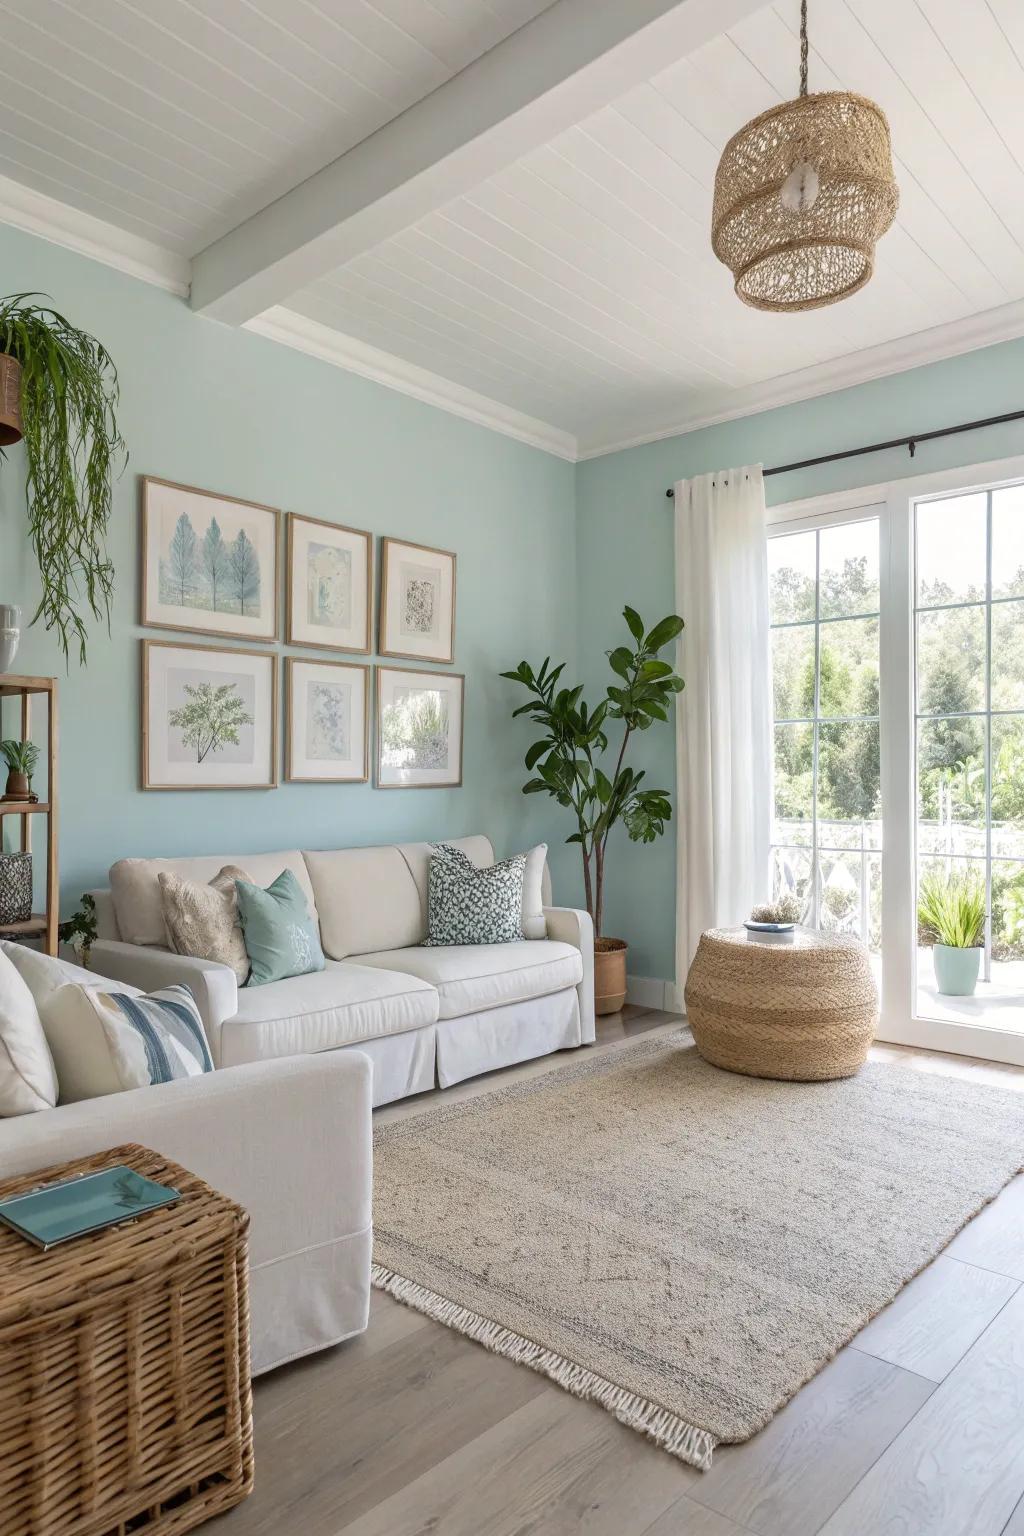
[371,1263,718,1471]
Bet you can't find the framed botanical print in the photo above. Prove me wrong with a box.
[286,658,369,783]
[142,640,278,790]
[379,537,456,664]
[286,513,372,653]
[376,666,464,789]
[141,477,280,643]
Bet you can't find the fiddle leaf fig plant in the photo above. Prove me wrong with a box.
[0,294,125,663]
[502,607,684,937]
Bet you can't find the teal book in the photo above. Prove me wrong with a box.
[0,1166,180,1250]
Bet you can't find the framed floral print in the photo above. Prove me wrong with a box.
[286,658,369,783]
[379,537,456,664]
[286,513,372,653]
[142,640,278,790]
[141,477,280,643]
[376,666,464,789]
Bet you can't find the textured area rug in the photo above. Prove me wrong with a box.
[372,1031,1024,1469]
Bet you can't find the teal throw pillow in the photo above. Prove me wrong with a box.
[235,869,325,987]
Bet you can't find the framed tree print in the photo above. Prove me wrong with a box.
[376,666,463,789]
[286,658,369,783]
[142,640,278,790]
[286,513,372,653]
[379,537,456,663]
[141,477,280,643]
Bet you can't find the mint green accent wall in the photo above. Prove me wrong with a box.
[577,337,1024,982]
[0,224,577,913]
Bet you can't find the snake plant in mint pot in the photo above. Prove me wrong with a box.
[0,294,125,664]
[503,607,684,1014]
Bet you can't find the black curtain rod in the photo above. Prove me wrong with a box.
[664,408,1024,498]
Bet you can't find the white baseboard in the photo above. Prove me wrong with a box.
[625,975,685,1014]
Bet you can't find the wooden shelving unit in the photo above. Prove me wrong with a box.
[0,675,57,955]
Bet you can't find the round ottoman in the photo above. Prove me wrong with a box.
[684,926,878,1081]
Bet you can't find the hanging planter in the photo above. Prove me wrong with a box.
[0,353,22,446]
[0,294,126,664]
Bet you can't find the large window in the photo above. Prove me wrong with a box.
[915,486,1024,1018]
[768,517,881,949]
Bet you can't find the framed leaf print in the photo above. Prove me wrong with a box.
[376,666,464,789]
[142,640,278,790]
[379,537,456,664]
[141,477,280,642]
[286,513,372,653]
[286,658,369,783]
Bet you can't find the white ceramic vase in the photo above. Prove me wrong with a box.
[0,604,20,673]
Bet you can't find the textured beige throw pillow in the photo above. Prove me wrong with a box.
[158,865,251,984]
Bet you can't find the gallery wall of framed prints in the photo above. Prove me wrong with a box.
[138,474,463,793]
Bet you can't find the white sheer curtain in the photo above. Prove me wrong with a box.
[674,465,773,987]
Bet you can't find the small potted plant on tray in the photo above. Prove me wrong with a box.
[0,737,40,802]
[503,607,684,1014]
[917,866,986,996]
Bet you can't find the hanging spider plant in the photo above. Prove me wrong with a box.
[0,294,125,663]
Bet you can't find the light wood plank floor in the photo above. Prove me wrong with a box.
[214,1009,1024,1536]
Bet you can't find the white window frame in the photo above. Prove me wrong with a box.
[769,451,1024,1068]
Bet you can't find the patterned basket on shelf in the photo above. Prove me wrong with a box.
[0,852,31,926]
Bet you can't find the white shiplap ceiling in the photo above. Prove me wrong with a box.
[1,0,1023,457]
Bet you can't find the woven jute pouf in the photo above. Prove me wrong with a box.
[684,926,878,1081]
[0,1143,253,1536]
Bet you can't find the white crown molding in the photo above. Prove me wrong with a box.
[0,174,190,297]
[576,297,1024,461]
[245,306,578,461]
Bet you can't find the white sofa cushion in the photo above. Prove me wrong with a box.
[110,851,317,947]
[218,959,439,1066]
[358,940,583,1020]
[0,949,57,1115]
[304,836,492,959]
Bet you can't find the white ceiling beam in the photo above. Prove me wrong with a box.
[190,0,763,324]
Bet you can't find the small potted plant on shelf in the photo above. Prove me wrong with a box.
[0,738,40,802]
[917,866,986,996]
[503,607,684,1014]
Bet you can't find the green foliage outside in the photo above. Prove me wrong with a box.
[918,866,986,949]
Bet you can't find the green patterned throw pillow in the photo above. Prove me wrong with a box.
[424,843,526,946]
[235,869,325,986]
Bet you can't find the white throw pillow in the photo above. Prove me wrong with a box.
[1,939,140,1009]
[0,948,58,1115]
[42,983,213,1103]
[521,843,548,939]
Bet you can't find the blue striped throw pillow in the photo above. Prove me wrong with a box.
[70,984,213,1091]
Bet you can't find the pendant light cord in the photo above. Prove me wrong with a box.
[800,0,808,96]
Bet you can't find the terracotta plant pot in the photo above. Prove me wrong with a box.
[594,936,628,1015]
[3,769,29,802]
[0,353,22,447]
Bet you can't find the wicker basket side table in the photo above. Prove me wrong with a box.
[684,926,878,1081]
[0,1144,253,1536]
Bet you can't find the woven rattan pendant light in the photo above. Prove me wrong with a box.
[711,0,898,312]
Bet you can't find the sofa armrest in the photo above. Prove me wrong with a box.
[0,1052,374,1372]
[544,905,595,1043]
[90,939,238,1062]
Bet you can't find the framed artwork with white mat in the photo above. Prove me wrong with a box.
[286,513,372,654]
[286,657,369,783]
[142,639,278,790]
[379,537,456,664]
[376,666,463,789]
[140,477,279,643]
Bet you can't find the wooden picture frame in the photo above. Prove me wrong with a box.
[142,639,278,791]
[140,476,280,644]
[285,657,370,783]
[379,537,456,664]
[375,665,464,790]
[286,512,372,654]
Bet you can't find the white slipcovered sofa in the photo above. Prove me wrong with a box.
[87,835,595,1107]
[0,938,373,1375]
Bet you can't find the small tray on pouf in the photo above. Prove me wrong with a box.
[0,1144,253,1536]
